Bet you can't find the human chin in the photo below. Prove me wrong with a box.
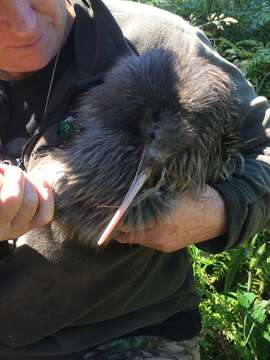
[20,52,55,72]
[24,35,60,69]
[14,40,59,72]
[0,51,54,78]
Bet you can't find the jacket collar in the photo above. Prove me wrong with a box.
[22,0,137,170]
[44,0,135,124]
[74,0,134,78]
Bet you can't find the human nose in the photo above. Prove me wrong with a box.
[0,0,37,36]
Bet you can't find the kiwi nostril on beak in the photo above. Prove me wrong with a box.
[150,130,157,140]
[149,126,160,141]
[146,147,167,165]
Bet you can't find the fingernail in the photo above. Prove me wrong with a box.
[38,180,50,200]
[26,186,38,205]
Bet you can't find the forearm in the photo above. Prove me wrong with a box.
[116,185,227,252]
[0,163,54,242]
[173,185,227,248]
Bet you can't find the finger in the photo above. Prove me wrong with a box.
[0,164,24,221]
[115,230,143,244]
[116,230,178,252]
[119,218,157,232]
[10,175,39,234]
[98,170,150,245]
[117,223,168,245]
[29,179,54,229]
[116,225,159,244]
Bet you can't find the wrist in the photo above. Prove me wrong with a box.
[170,185,227,248]
[189,185,227,244]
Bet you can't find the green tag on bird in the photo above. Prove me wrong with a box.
[58,115,75,140]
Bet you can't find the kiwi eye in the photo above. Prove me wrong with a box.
[149,127,160,140]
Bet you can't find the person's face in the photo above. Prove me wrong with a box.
[0,0,74,80]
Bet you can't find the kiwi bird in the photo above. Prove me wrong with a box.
[33,48,241,248]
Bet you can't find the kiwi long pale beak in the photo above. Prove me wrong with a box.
[97,169,151,246]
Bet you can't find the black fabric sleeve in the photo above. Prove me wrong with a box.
[106,0,270,255]
[186,24,270,253]
[0,241,15,261]
[197,89,270,253]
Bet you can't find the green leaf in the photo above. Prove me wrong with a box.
[236,291,256,309]
[224,247,246,293]
[251,302,267,323]
[257,243,267,256]
[262,325,270,342]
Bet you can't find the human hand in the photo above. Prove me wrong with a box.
[115,185,227,252]
[0,163,54,241]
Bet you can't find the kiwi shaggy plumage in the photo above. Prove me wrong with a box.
[31,48,242,247]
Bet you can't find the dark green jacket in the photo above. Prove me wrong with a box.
[0,0,269,358]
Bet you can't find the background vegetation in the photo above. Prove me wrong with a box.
[136,1,270,358]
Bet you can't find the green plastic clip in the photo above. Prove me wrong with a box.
[58,115,75,140]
